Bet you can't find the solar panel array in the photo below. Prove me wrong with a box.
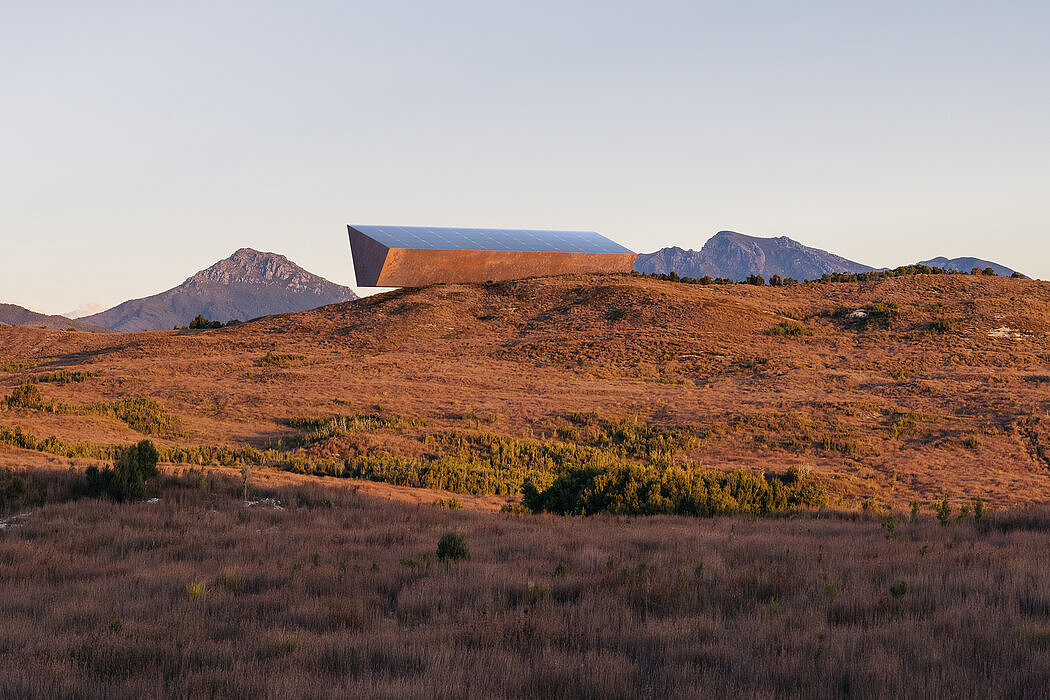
[350,225,634,255]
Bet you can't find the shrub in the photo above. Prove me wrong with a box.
[928,318,956,334]
[936,498,952,526]
[86,440,160,502]
[87,397,178,435]
[437,531,470,563]
[258,352,306,368]
[0,470,27,511]
[746,274,766,286]
[4,382,41,408]
[890,578,908,600]
[524,463,828,517]
[974,498,987,524]
[188,315,223,330]
[767,320,813,337]
[433,497,462,509]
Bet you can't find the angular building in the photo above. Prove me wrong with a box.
[347,225,637,287]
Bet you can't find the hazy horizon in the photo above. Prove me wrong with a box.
[3,1,1047,314]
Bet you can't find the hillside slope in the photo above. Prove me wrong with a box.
[635,230,875,280]
[82,248,357,331]
[0,303,106,332]
[2,272,1049,507]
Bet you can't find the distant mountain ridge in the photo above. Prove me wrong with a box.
[0,303,107,332]
[82,248,358,332]
[918,256,1019,278]
[634,231,875,281]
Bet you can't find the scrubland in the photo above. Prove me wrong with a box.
[0,272,1049,696]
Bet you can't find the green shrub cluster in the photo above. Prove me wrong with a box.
[767,320,814,337]
[0,424,122,460]
[2,384,177,436]
[0,468,28,511]
[0,359,36,373]
[637,262,1003,288]
[80,397,178,435]
[277,413,424,448]
[257,352,306,368]
[32,370,97,384]
[552,413,697,460]
[437,531,470,562]
[3,383,42,408]
[522,463,828,516]
[86,440,160,502]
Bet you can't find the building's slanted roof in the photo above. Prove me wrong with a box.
[349,225,634,255]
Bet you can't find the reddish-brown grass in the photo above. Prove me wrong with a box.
[1,273,1048,507]
[1,473,1048,698]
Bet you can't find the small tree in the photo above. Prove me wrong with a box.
[437,531,470,563]
[935,497,952,526]
[4,382,41,408]
[86,439,160,502]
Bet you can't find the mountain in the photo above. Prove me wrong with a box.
[0,303,107,332]
[82,248,358,332]
[63,303,106,319]
[919,257,1020,277]
[634,230,875,281]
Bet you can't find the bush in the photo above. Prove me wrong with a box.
[86,439,160,502]
[4,382,41,408]
[768,320,813,337]
[524,463,828,517]
[188,315,223,330]
[437,531,470,563]
[258,352,306,368]
[928,318,956,334]
[935,498,952,526]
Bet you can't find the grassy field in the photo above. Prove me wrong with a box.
[1,469,1049,698]
[1,272,1049,696]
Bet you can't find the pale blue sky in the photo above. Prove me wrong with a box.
[2,1,1047,314]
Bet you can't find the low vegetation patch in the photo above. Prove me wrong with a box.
[275,413,425,449]
[546,412,697,460]
[257,351,306,368]
[184,314,241,330]
[86,439,160,502]
[523,463,828,516]
[2,385,177,435]
[31,369,98,384]
[767,320,814,337]
[0,359,36,373]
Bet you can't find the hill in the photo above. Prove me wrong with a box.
[81,248,357,331]
[919,256,1020,277]
[634,230,875,281]
[1,271,1048,508]
[0,303,106,332]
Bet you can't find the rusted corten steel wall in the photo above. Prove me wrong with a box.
[348,225,637,287]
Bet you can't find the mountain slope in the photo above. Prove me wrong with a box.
[82,248,357,331]
[635,230,875,281]
[919,256,1019,277]
[0,303,106,332]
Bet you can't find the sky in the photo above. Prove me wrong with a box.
[2,1,1048,314]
